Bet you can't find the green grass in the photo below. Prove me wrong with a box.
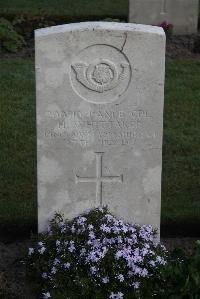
[162,59,200,228]
[0,59,37,230]
[0,0,128,20]
[0,58,200,233]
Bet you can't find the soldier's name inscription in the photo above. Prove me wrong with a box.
[44,108,158,147]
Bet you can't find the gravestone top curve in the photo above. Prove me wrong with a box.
[35,21,165,37]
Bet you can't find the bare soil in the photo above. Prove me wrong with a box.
[166,33,200,59]
[0,240,37,299]
[1,32,200,60]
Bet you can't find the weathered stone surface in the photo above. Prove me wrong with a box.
[35,22,165,237]
[129,0,199,35]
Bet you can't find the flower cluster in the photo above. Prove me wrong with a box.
[157,21,174,37]
[26,207,167,299]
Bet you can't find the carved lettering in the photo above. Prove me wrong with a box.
[44,108,155,148]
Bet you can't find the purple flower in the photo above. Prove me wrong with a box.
[89,231,95,239]
[64,240,68,246]
[128,271,134,277]
[98,207,104,213]
[87,251,99,263]
[38,246,46,255]
[139,226,154,241]
[28,248,34,256]
[51,267,57,274]
[115,250,123,260]
[112,226,121,234]
[116,236,123,244]
[160,244,167,252]
[100,224,111,233]
[56,240,61,247]
[132,281,140,289]
[149,260,156,267]
[88,224,94,230]
[60,226,67,233]
[59,221,67,233]
[90,266,97,275]
[144,243,150,249]
[118,219,124,226]
[117,274,124,282]
[42,292,51,298]
[104,237,115,245]
[92,239,101,249]
[109,292,124,299]
[102,276,109,284]
[64,262,71,269]
[53,258,60,266]
[141,247,149,256]
[80,247,86,256]
[156,256,167,265]
[71,225,76,233]
[42,272,48,279]
[133,266,142,275]
[68,241,75,252]
[141,268,148,277]
[129,226,136,233]
[47,225,52,236]
[104,214,113,222]
[121,225,129,233]
[77,216,87,225]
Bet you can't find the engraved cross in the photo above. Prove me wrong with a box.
[161,0,167,14]
[75,152,123,206]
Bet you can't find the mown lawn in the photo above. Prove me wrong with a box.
[162,59,200,232]
[0,0,128,20]
[0,59,37,232]
[0,58,200,235]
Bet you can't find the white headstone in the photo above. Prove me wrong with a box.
[129,0,199,35]
[35,22,165,237]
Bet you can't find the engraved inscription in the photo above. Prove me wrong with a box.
[72,59,129,93]
[75,152,123,205]
[44,108,156,148]
[70,44,131,104]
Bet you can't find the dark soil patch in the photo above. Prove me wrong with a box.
[1,16,200,60]
[0,239,37,299]
[166,33,200,59]
[2,33,200,60]
[1,222,200,241]
[161,223,200,238]
[161,237,199,255]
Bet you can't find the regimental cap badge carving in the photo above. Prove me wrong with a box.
[72,59,129,94]
[70,44,131,104]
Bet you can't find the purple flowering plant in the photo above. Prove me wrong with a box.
[157,21,174,37]
[26,207,167,299]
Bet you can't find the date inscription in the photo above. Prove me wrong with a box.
[44,108,156,147]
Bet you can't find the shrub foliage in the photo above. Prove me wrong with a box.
[0,18,25,52]
[26,207,200,298]
[26,207,167,299]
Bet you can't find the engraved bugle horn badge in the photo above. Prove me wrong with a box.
[72,59,129,93]
[70,44,131,104]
